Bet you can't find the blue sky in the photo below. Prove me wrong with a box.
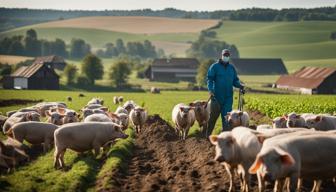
[1,0,335,11]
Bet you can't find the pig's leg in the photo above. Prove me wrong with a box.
[54,148,61,169]
[59,149,67,169]
[224,163,236,192]
[257,170,265,192]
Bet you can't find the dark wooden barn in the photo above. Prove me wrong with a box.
[145,58,200,82]
[3,63,59,90]
[231,58,288,75]
[276,67,336,94]
[33,55,66,70]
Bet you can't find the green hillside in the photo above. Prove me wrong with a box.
[1,19,336,73]
[212,21,336,72]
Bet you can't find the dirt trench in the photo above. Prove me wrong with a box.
[107,114,336,192]
[110,115,239,192]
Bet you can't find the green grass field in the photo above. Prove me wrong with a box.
[0,90,335,191]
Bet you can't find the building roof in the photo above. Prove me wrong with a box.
[231,58,288,75]
[276,67,336,89]
[33,55,65,64]
[11,63,58,78]
[152,58,199,69]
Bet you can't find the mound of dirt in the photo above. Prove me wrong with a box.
[109,115,234,192]
[106,114,336,192]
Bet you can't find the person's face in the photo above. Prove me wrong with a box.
[222,52,230,61]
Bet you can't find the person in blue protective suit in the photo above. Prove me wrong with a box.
[206,49,244,136]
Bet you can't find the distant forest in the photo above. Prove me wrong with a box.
[0,6,336,31]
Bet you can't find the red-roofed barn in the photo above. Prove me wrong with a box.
[276,67,336,94]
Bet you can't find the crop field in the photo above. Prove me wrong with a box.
[0,90,336,191]
[0,55,33,65]
[29,16,219,34]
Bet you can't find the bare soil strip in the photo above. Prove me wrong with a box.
[107,114,336,192]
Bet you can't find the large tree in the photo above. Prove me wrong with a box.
[63,64,77,85]
[24,29,41,56]
[109,60,131,88]
[81,54,104,84]
[70,38,91,59]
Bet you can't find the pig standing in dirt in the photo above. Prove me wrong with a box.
[129,107,147,133]
[210,127,262,192]
[172,103,195,140]
[210,127,313,192]
[272,116,287,128]
[7,121,59,152]
[190,100,210,137]
[286,112,313,128]
[53,122,128,169]
[3,112,40,133]
[249,133,336,192]
[305,115,336,131]
[227,110,249,128]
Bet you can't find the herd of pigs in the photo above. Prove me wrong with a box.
[1,96,336,192]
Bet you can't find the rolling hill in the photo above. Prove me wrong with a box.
[1,17,336,73]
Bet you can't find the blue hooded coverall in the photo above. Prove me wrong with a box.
[207,59,243,133]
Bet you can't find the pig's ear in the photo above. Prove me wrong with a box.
[209,135,218,145]
[276,148,295,166]
[189,102,195,107]
[315,116,322,122]
[296,114,301,119]
[202,101,208,106]
[238,111,244,116]
[249,156,263,174]
[45,110,51,117]
[179,107,184,111]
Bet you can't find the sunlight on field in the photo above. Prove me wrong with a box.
[0,55,33,65]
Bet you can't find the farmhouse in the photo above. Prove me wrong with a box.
[2,62,59,90]
[33,55,66,70]
[276,67,336,94]
[231,58,288,75]
[145,58,200,82]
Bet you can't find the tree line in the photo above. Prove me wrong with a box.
[96,39,165,59]
[64,54,131,89]
[0,29,163,59]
